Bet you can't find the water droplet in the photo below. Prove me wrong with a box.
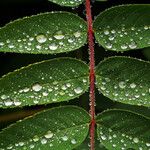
[129,41,137,49]
[133,137,139,143]
[0,42,4,46]
[61,85,67,90]
[101,135,107,140]
[1,94,8,100]
[18,142,24,146]
[66,83,71,87]
[33,100,38,104]
[74,31,81,38]
[29,144,35,149]
[41,138,47,144]
[108,36,115,41]
[121,44,128,50]
[32,84,42,92]
[135,95,140,98]
[146,143,150,147]
[130,83,136,89]
[83,79,87,83]
[49,44,58,50]
[23,87,30,92]
[14,100,22,106]
[144,26,149,30]
[74,87,83,94]
[36,34,47,43]
[4,100,13,106]
[105,78,110,82]
[33,135,39,142]
[68,38,74,43]
[8,44,15,49]
[54,31,64,40]
[42,92,48,96]
[69,93,74,97]
[44,131,53,139]
[71,139,77,144]
[105,43,112,49]
[62,136,68,141]
[119,81,126,89]
[104,29,109,35]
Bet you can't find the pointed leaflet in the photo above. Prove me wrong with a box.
[48,0,84,7]
[96,56,150,107]
[0,12,87,54]
[93,4,150,51]
[0,106,90,150]
[0,58,89,108]
[96,109,150,150]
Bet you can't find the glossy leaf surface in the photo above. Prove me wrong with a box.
[0,12,87,54]
[96,56,150,107]
[0,106,90,150]
[97,109,150,150]
[94,5,150,51]
[0,58,89,108]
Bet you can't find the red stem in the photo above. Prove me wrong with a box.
[85,0,96,150]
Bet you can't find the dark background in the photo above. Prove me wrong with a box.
[0,0,150,129]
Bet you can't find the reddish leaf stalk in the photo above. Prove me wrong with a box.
[85,0,96,150]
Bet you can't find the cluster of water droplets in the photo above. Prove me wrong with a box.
[51,0,83,6]
[97,76,150,106]
[0,126,84,150]
[0,76,88,107]
[97,25,150,51]
[98,127,150,150]
[0,24,85,53]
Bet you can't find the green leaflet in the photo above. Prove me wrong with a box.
[93,4,150,51]
[0,106,90,150]
[0,12,87,54]
[96,109,150,150]
[96,56,150,107]
[0,58,89,108]
[48,0,84,7]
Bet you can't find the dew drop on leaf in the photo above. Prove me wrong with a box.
[71,139,77,144]
[49,44,58,50]
[44,131,53,139]
[118,81,126,89]
[41,138,47,144]
[74,87,83,94]
[62,136,68,141]
[36,34,47,43]
[32,83,42,92]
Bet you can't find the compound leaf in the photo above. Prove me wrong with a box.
[93,4,150,51]
[96,56,150,107]
[0,12,87,54]
[0,106,90,150]
[0,58,89,108]
[97,109,150,150]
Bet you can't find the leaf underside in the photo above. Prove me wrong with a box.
[0,12,87,54]
[0,106,90,150]
[96,56,150,107]
[93,4,150,51]
[97,109,150,150]
[0,58,89,108]
[48,0,84,7]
